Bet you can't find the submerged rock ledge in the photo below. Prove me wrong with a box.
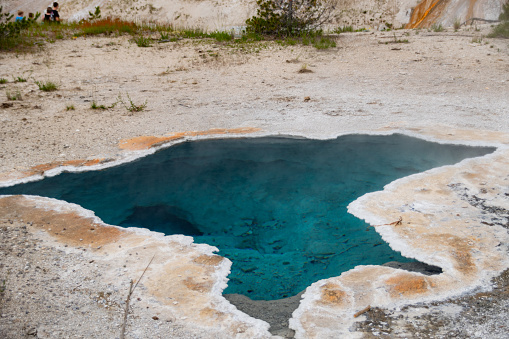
[1,127,508,338]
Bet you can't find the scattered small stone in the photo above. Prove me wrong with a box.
[26,328,37,336]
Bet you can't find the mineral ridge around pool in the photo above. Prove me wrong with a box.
[1,127,509,338]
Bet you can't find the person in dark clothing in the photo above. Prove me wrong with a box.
[43,7,52,22]
[51,2,60,22]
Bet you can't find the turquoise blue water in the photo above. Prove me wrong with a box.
[0,134,494,300]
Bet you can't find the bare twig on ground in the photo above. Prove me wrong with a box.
[354,305,371,318]
[120,255,155,339]
[366,216,403,230]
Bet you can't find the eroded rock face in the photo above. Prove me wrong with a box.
[3,0,504,32]
[406,0,505,28]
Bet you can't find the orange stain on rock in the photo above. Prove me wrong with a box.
[426,233,475,274]
[183,276,214,292]
[385,275,430,297]
[22,158,106,177]
[319,282,347,306]
[0,128,261,183]
[118,135,184,151]
[118,128,262,150]
[0,159,106,183]
[193,254,224,266]
[0,195,123,247]
[406,0,452,28]
[199,307,227,321]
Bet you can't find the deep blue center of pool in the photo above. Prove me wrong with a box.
[0,134,494,300]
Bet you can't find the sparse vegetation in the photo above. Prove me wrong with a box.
[471,35,484,43]
[431,23,444,32]
[91,99,118,110]
[298,63,313,73]
[14,76,27,83]
[0,78,7,84]
[381,33,409,44]
[91,101,107,109]
[278,37,298,46]
[78,18,138,36]
[488,1,509,38]
[332,25,354,33]
[312,35,336,49]
[489,22,509,38]
[133,35,152,47]
[0,278,5,305]
[117,92,147,113]
[159,31,170,40]
[209,30,234,42]
[6,89,22,100]
[275,30,335,49]
[66,104,75,111]
[453,18,461,31]
[35,80,58,91]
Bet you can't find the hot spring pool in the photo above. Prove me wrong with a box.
[0,134,495,300]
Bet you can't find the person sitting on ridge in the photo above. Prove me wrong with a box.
[51,2,60,22]
[15,11,24,22]
[43,7,52,22]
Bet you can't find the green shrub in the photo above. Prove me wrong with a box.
[0,6,40,49]
[35,80,58,91]
[488,1,509,38]
[179,28,208,39]
[500,1,509,21]
[333,25,353,33]
[488,21,509,38]
[133,36,151,47]
[0,78,7,84]
[117,92,147,113]
[159,31,169,40]
[278,37,298,45]
[88,6,101,21]
[235,32,264,43]
[299,30,336,49]
[91,101,106,109]
[209,31,233,42]
[312,36,336,49]
[246,0,337,36]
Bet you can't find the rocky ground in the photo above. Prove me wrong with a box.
[0,219,209,339]
[1,24,509,338]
